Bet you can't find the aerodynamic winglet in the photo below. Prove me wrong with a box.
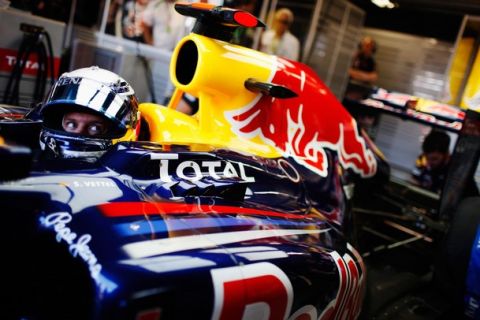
[244,78,298,99]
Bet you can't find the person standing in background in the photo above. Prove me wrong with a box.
[141,0,187,51]
[344,36,379,133]
[259,8,300,61]
[348,36,378,85]
[122,0,150,42]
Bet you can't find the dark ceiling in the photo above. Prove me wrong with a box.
[348,0,480,42]
[392,0,480,15]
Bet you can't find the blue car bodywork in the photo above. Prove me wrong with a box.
[1,141,373,319]
[466,227,480,319]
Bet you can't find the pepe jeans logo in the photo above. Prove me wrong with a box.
[41,212,102,283]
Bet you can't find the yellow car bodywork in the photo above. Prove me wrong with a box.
[139,33,281,158]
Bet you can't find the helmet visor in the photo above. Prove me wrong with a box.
[44,77,137,137]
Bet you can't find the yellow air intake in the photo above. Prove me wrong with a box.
[141,33,281,157]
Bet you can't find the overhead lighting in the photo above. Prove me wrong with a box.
[371,0,397,9]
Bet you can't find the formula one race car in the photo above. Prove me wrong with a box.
[0,3,388,319]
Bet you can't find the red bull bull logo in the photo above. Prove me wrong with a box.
[226,58,377,178]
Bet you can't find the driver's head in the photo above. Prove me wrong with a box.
[39,66,140,161]
[359,36,376,57]
[422,130,450,170]
[273,8,294,36]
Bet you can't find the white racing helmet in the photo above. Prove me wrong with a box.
[39,66,140,161]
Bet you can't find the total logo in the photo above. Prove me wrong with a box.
[150,154,255,183]
[4,55,40,70]
[0,48,59,76]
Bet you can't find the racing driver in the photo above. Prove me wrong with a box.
[38,66,140,162]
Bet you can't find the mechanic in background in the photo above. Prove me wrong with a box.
[344,36,378,101]
[412,128,480,199]
[260,8,300,61]
[344,36,379,135]
[122,0,150,42]
[411,130,451,193]
[141,0,187,50]
[412,130,479,196]
[348,36,378,86]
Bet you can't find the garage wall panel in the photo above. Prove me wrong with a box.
[306,0,365,98]
[365,28,454,100]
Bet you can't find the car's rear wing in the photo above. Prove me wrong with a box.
[344,87,464,133]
